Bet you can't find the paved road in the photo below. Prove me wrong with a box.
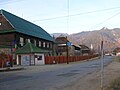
[0,56,114,90]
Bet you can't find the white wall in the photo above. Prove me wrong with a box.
[35,54,45,65]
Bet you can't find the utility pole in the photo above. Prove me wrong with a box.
[100,40,104,90]
[66,0,69,64]
[66,36,69,64]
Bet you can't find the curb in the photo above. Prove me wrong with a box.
[0,67,24,72]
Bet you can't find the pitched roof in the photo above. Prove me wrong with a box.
[0,9,54,42]
[79,45,90,50]
[15,42,48,54]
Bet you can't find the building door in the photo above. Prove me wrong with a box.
[18,55,21,65]
[21,55,30,65]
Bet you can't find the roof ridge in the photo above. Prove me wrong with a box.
[1,9,48,33]
[1,9,55,42]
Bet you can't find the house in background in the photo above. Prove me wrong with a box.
[55,36,67,56]
[79,45,91,55]
[55,35,81,56]
[0,9,55,56]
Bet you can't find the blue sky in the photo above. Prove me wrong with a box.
[1,0,120,34]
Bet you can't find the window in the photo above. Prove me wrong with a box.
[20,37,24,46]
[47,42,49,48]
[43,42,45,47]
[39,41,41,47]
[37,56,42,61]
[0,22,1,25]
[27,39,30,43]
[34,40,36,46]
[25,39,30,43]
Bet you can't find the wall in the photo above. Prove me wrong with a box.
[0,14,13,30]
[0,33,15,46]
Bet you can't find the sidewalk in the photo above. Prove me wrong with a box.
[0,57,100,72]
[0,66,24,72]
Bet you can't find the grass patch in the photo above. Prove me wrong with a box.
[106,77,120,90]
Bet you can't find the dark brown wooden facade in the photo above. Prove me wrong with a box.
[55,36,81,56]
[0,14,14,47]
[55,37,67,55]
[0,14,13,30]
[0,12,54,55]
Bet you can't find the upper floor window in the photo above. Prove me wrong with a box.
[34,40,36,46]
[27,39,30,43]
[43,42,45,47]
[20,37,24,46]
[39,41,41,47]
[47,42,49,48]
[26,39,30,43]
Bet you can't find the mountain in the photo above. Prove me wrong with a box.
[51,33,68,38]
[68,27,120,52]
[52,27,120,52]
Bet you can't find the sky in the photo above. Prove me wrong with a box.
[1,0,120,34]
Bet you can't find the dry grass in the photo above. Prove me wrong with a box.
[105,56,120,90]
[106,77,120,90]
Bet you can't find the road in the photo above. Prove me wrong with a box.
[0,56,114,90]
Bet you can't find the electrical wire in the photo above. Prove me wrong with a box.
[91,11,120,29]
[33,7,120,22]
[0,0,25,5]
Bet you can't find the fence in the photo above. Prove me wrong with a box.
[45,54,99,64]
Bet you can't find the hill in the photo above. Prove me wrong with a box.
[52,27,120,52]
[68,27,120,52]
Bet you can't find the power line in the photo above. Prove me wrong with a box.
[33,7,120,22]
[91,11,120,29]
[0,0,25,5]
[67,0,69,31]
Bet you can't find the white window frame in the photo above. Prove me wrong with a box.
[39,41,41,47]
[34,40,36,46]
[27,39,30,43]
[20,37,24,46]
[47,42,49,48]
[43,42,45,47]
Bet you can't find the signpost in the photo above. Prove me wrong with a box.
[66,42,72,64]
[67,42,72,46]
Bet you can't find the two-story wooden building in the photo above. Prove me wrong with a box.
[0,10,55,65]
[0,9,55,55]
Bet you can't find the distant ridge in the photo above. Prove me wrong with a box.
[52,28,120,52]
[51,33,68,38]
